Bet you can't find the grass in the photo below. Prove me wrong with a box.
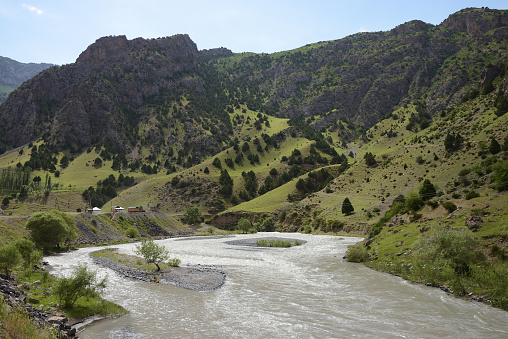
[5,266,127,336]
[359,193,508,310]
[0,296,59,339]
[91,248,177,272]
[256,239,302,247]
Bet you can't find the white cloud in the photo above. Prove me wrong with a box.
[22,4,43,15]
[360,27,367,33]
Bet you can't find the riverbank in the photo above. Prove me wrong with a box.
[90,248,226,291]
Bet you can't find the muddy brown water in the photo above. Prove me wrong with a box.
[46,233,508,338]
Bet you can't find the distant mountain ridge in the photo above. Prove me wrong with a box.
[0,56,54,104]
[0,7,506,158]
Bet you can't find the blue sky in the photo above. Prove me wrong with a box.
[1,1,507,65]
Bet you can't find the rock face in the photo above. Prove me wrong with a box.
[0,56,54,104]
[0,8,507,154]
[441,7,508,37]
[0,34,223,157]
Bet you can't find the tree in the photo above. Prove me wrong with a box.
[489,138,501,154]
[363,152,376,167]
[134,238,170,271]
[419,179,436,201]
[60,155,69,167]
[342,197,354,215]
[182,206,203,225]
[212,157,222,169]
[26,210,77,250]
[14,238,42,268]
[219,169,234,196]
[53,264,107,308]
[444,133,455,151]
[0,244,21,275]
[237,218,251,233]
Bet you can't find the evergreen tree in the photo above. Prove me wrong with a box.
[219,169,233,196]
[489,138,501,154]
[364,152,376,167]
[419,179,436,201]
[342,197,354,215]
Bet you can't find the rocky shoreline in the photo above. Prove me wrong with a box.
[91,252,226,292]
[0,275,78,338]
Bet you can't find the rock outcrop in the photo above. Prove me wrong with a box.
[0,8,507,155]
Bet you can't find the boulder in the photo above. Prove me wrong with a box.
[466,216,483,231]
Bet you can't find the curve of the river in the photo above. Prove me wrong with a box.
[45,233,508,338]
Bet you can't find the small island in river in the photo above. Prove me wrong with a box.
[90,248,226,291]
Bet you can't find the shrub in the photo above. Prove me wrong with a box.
[126,227,139,238]
[53,264,107,308]
[492,160,508,192]
[182,206,203,225]
[0,245,22,275]
[237,218,251,233]
[14,239,42,268]
[441,201,457,213]
[465,190,480,200]
[345,243,370,263]
[247,228,258,234]
[426,200,439,209]
[405,194,424,212]
[412,226,483,276]
[167,258,181,267]
[1,196,9,206]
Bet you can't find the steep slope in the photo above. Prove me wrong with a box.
[0,56,53,104]
[0,7,506,222]
[0,34,232,161]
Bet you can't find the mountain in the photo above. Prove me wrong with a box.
[1,6,507,313]
[0,8,507,157]
[0,56,54,104]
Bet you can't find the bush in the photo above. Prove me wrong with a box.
[1,196,9,206]
[345,243,370,263]
[412,226,483,276]
[182,206,203,225]
[53,264,107,308]
[0,245,22,275]
[167,258,181,267]
[426,200,439,209]
[441,201,457,213]
[14,239,41,268]
[465,190,480,200]
[405,194,424,212]
[126,227,139,238]
[237,218,251,233]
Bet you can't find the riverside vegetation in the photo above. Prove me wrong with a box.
[0,6,508,335]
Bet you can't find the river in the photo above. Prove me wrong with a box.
[45,233,508,338]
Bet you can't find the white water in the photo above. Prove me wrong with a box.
[46,233,508,338]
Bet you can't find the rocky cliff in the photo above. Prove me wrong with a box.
[0,8,506,156]
[0,56,54,104]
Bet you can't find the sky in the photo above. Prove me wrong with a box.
[1,1,507,65]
